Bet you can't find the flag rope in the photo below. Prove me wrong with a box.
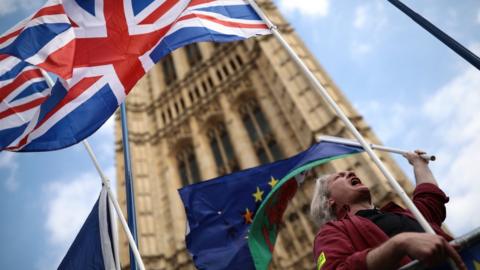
[40,70,146,270]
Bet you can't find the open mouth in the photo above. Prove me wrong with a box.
[350,178,362,186]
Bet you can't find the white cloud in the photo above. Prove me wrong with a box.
[0,152,19,191]
[354,56,480,236]
[278,0,329,17]
[419,64,480,236]
[443,136,480,234]
[36,164,117,270]
[44,173,102,245]
[353,6,367,29]
[423,68,480,142]
[476,9,480,24]
[349,1,388,57]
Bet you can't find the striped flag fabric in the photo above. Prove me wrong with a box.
[0,0,270,151]
[141,0,272,70]
[0,0,270,152]
[0,0,75,79]
[0,55,51,149]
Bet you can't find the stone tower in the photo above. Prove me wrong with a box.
[115,0,413,269]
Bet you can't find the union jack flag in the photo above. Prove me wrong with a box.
[0,0,270,151]
[0,55,52,150]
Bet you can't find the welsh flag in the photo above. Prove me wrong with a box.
[180,139,364,270]
[247,140,364,269]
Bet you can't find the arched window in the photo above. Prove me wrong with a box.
[207,122,239,175]
[185,43,203,67]
[239,98,283,164]
[161,54,177,86]
[177,143,201,186]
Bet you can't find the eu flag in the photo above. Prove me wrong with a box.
[178,141,364,270]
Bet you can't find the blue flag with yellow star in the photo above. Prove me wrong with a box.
[178,141,364,270]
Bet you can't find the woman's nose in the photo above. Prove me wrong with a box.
[346,171,356,178]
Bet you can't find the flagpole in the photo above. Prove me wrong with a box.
[120,102,140,270]
[245,0,437,235]
[82,141,146,270]
[387,0,480,71]
[39,70,145,270]
[400,227,480,270]
[317,135,436,161]
[109,199,122,270]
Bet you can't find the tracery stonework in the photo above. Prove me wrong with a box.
[115,0,413,269]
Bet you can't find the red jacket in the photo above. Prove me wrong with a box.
[313,183,451,270]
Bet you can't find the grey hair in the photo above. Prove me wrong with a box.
[310,174,335,227]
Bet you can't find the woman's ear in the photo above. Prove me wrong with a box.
[328,198,336,211]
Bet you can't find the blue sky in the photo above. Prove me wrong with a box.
[1,0,479,269]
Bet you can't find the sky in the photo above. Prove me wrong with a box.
[0,0,479,269]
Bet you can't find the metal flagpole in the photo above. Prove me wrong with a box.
[387,0,480,71]
[120,102,140,270]
[109,199,122,270]
[245,0,437,234]
[317,135,436,161]
[39,70,145,270]
[82,141,146,270]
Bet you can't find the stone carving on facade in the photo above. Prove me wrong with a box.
[194,100,223,129]
[166,124,192,152]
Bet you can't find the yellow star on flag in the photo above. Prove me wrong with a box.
[252,187,264,202]
[268,176,278,188]
[243,208,254,224]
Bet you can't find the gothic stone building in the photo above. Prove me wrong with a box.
[115,0,414,269]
